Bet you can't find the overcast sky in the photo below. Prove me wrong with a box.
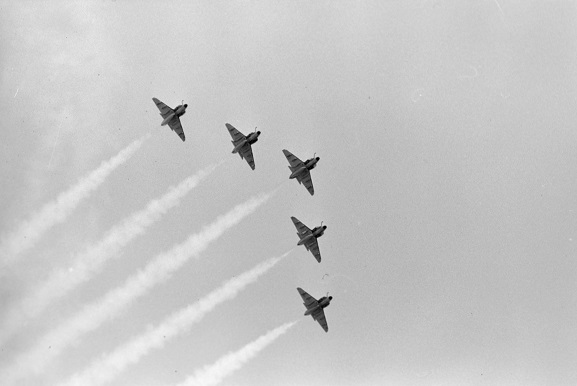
[1,1,577,385]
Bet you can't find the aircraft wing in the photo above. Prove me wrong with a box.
[239,145,255,170]
[152,97,173,120]
[297,287,319,310]
[167,116,185,142]
[295,170,314,195]
[312,308,329,332]
[226,123,255,169]
[304,237,321,263]
[226,123,246,143]
[291,216,312,238]
[153,98,185,141]
[283,149,304,169]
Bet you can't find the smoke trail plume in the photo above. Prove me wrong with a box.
[2,193,272,384]
[175,321,297,386]
[0,162,219,344]
[0,134,150,265]
[60,252,291,386]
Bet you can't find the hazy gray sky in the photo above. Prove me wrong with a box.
[1,1,577,385]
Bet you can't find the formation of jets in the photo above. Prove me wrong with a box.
[153,97,332,332]
[290,216,331,331]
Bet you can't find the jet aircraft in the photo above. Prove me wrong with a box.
[291,216,326,263]
[152,97,187,141]
[297,287,332,332]
[225,123,260,170]
[282,149,319,195]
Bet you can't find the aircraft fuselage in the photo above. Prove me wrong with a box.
[289,156,320,179]
[232,131,260,153]
[161,104,188,126]
[305,157,320,170]
[296,224,326,245]
[297,234,314,246]
[312,225,327,238]
[246,131,260,144]
[304,296,332,315]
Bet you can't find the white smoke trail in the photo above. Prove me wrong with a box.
[2,192,272,385]
[59,252,291,386]
[0,133,150,265]
[175,321,297,386]
[0,162,219,344]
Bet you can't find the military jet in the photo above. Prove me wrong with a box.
[282,149,319,195]
[152,98,188,141]
[226,123,260,170]
[297,287,332,332]
[291,216,326,263]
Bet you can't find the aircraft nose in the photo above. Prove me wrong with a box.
[323,225,327,230]
[184,104,188,108]
[257,131,261,135]
[316,157,320,161]
[329,296,333,300]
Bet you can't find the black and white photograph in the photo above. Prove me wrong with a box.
[1,1,576,385]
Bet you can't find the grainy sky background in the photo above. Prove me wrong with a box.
[1,1,577,385]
